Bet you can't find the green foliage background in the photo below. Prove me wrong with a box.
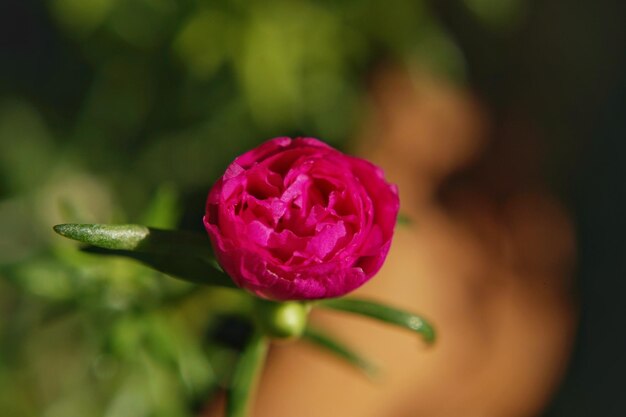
[0,0,533,416]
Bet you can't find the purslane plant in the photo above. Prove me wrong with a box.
[54,137,435,417]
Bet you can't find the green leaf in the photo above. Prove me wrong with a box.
[303,327,378,378]
[53,223,207,256]
[317,298,436,344]
[226,333,269,417]
[53,223,150,250]
[53,223,233,287]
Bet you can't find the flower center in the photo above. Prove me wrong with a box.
[236,157,362,266]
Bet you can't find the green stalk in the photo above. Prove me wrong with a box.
[226,333,270,417]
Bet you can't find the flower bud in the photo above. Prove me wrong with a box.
[254,299,309,339]
[204,137,399,300]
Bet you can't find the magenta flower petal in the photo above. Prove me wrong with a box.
[204,137,399,300]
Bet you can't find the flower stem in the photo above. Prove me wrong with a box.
[226,332,269,417]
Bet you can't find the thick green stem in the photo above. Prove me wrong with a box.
[226,333,269,417]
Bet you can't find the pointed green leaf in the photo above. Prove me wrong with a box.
[226,333,269,417]
[303,327,378,378]
[53,223,233,287]
[53,223,211,257]
[54,223,150,250]
[317,298,435,344]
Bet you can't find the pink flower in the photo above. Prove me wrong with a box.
[204,137,399,300]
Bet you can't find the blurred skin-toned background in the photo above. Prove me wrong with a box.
[1,1,624,416]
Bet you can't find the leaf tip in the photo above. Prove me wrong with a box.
[53,223,73,237]
[422,325,436,344]
[404,314,436,344]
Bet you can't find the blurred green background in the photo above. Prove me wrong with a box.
[0,0,624,416]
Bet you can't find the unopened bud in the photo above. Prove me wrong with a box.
[255,300,310,339]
